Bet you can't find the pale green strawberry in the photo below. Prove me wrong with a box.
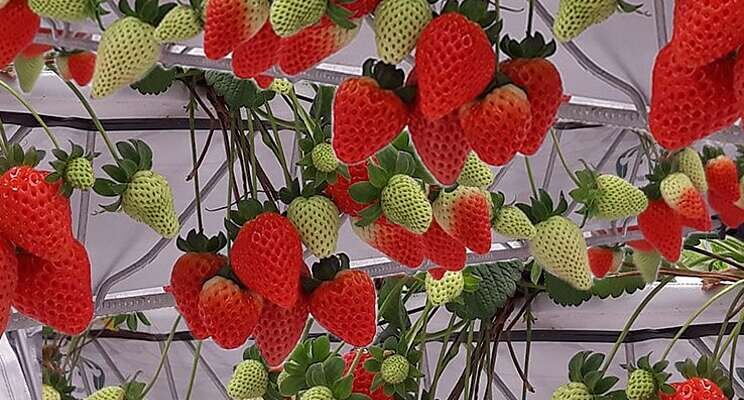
[626,369,656,400]
[425,270,464,305]
[493,205,536,240]
[301,386,334,400]
[374,0,432,64]
[92,16,161,98]
[311,143,339,173]
[529,216,592,290]
[154,5,203,43]
[551,382,592,400]
[227,359,268,400]
[14,54,44,93]
[595,174,648,219]
[269,78,293,94]
[270,0,326,37]
[121,170,179,238]
[381,174,432,234]
[457,152,494,188]
[381,354,410,384]
[632,249,660,283]
[65,157,95,189]
[84,386,125,400]
[29,0,93,22]
[287,195,340,258]
[676,147,708,193]
[42,385,61,400]
[553,0,617,42]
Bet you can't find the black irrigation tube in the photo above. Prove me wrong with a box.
[87,322,741,344]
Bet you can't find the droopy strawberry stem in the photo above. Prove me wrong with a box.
[0,79,60,149]
[141,315,182,397]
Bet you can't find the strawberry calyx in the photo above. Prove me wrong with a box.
[700,145,726,165]
[616,0,644,14]
[224,198,279,241]
[278,178,326,205]
[674,356,734,399]
[475,71,527,102]
[365,336,423,396]
[278,336,358,399]
[176,229,227,254]
[488,191,506,222]
[438,0,501,45]
[301,253,351,293]
[325,0,357,30]
[569,163,604,219]
[564,351,625,399]
[642,160,674,201]
[47,141,98,197]
[362,59,416,105]
[43,370,75,400]
[515,189,569,225]
[0,143,45,174]
[622,353,674,395]
[500,32,557,59]
[93,139,154,211]
[117,0,177,27]
[296,111,349,188]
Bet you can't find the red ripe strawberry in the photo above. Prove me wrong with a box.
[587,246,622,279]
[669,0,744,68]
[309,268,376,347]
[203,0,269,60]
[332,71,409,164]
[57,51,96,86]
[649,45,739,150]
[637,199,682,262]
[659,378,727,400]
[704,154,739,203]
[254,74,274,89]
[352,215,424,268]
[460,84,531,166]
[14,240,93,335]
[343,350,391,400]
[626,239,656,253]
[231,22,280,79]
[422,219,466,271]
[169,231,227,340]
[409,102,470,185]
[325,162,370,216]
[331,0,380,18]
[660,173,711,229]
[416,12,495,120]
[198,276,262,349]
[0,0,40,67]
[708,191,744,227]
[277,19,359,76]
[231,212,303,308]
[254,292,308,367]
[0,238,17,333]
[21,43,52,58]
[0,166,74,262]
[499,34,563,156]
[735,51,744,115]
[432,186,492,254]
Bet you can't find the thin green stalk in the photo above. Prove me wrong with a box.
[524,157,538,197]
[246,109,258,199]
[729,323,739,384]
[0,114,8,154]
[601,279,671,373]
[0,80,60,149]
[521,305,533,400]
[141,316,182,397]
[661,279,744,362]
[485,329,494,400]
[550,129,579,185]
[429,314,459,400]
[302,317,315,340]
[233,113,252,198]
[526,0,535,35]
[425,320,469,341]
[463,322,475,400]
[260,104,292,186]
[184,341,202,400]
[713,287,744,355]
[187,95,204,232]
[343,349,364,378]
[405,301,433,352]
[713,309,744,365]
[253,108,301,131]
[61,78,119,160]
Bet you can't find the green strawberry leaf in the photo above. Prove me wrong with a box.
[333,375,353,399]
[279,374,305,397]
[323,356,345,383]
[306,363,328,387]
[594,376,619,394]
[544,273,591,307]
[349,182,381,204]
[131,65,177,95]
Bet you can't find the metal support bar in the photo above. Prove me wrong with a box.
[542,130,560,189]
[689,338,744,397]
[492,372,519,400]
[624,343,636,366]
[93,160,228,312]
[77,131,95,244]
[8,126,32,144]
[534,1,649,122]
[653,0,669,50]
[92,339,126,383]
[184,341,229,399]
[159,342,180,400]
[9,329,40,400]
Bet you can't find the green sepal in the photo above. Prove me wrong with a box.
[500,32,557,59]
[176,229,227,253]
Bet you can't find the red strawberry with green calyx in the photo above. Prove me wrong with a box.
[56,50,96,87]
[415,2,498,120]
[169,229,227,340]
[253,282,309,367]
[333,59,413,165]
[277,17,360,76]
[231,21,280,79]
[0,144,75,263]
[325,161,370,216]
[433,185,493,255]
[587,246,622,279]
[305,253,376,346]
[0,0,40,68]
[227,199,303,309]
[422,219,466,272]
[198,275,263,349]
[708,190,744,228]
[0,238,17,334]
[352,215,425,268]
[499,32,563,156]
[647,161,711,231]
[702,146,739,203]
[637,198,682,263]
[659,356,733,400]
[203,0,268,60]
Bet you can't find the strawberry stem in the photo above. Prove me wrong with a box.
[520,303,533,400]
[141,315,182,397]
[523,157,538,197]
[713,288,744,355]
[183,341,202,400]
[712,307,743,366]
[0,80,60,149]
[187,92,204,233]
[660,279,744,362]
[0,115,9,155]
[600,278,671,374]
[526,0,535,36]
[243,110,259,199]
[429,313,459,399]
[343,348,364,379]
[463,321,475,400]
[549,129,580,185]
[258,103,292,187]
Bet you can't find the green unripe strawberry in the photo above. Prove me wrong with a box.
[632,248,660,283]
[300,386,334,400]
[92,16,161,98]
[553,0,617,42]
[287,195,340,258]
[270,0,326,38]
[374,0,432,64]
[425,270,464,305]
[381,354,410,384]
[529,216,592,290]
[311,143,339,173]
[14,53,44,93]
[676,147,707,193]
[84,386,125,400]
[626,369,656,400]
[595,174,648,219]
[228,359,268,400]
[269,78,293,94]
[65,157,95,189]
[551,382,592,400]
[29,0,93,22]
[381,174,433,234]
[43,385,61,400]
[154,5,203,43]
[122,170,179,238]
[493,205,536,240]
[457,152,494,188]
